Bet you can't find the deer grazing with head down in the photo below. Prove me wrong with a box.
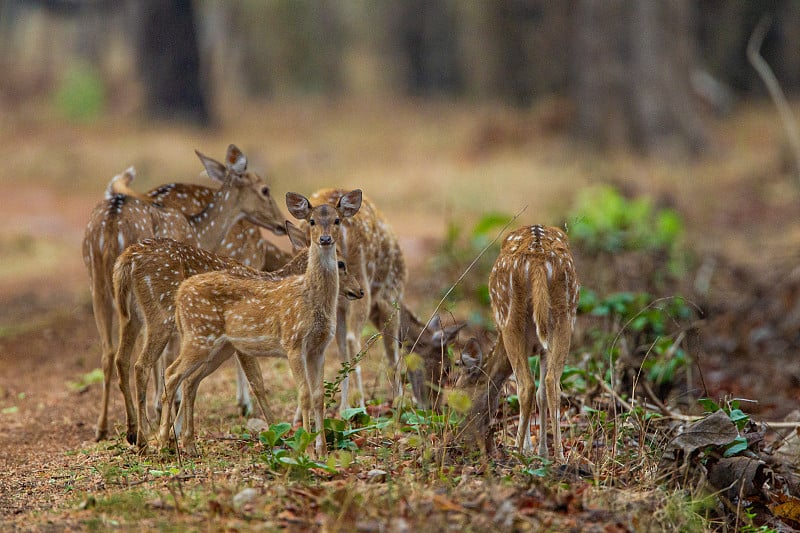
[82,145,286,441]
[158,190,363,457]
[457,225,578,460]
[113,221,363,449]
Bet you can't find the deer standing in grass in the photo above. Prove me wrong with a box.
[457,225,578,460]
[306,189,406,412]
[113,222,363,449]
[82,145,286,440]
[158,190,363,457]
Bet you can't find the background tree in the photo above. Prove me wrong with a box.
[571,0,707,157]
[135,0,209,125]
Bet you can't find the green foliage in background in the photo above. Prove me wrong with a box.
[569,185,683,254]
[53,63,106,121]
[434,212,513,326]
[575,290,694,393]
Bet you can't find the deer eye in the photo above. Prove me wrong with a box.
[261,186,270,196]
[309,219,315,226]
[337,260,345,269]
[334,218,341,225]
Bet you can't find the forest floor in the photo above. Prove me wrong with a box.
[1,97,799,531]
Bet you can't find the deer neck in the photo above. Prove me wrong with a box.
[186,182,243,251]
[305,242,339,316]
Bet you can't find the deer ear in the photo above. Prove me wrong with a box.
[337,189,362,218]
[285,220,309,251]
[225,144,248,174]
[460,338,483,372]
[286,192,312,220]
[195,150,227,182]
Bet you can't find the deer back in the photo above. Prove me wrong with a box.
[489,225,579,347]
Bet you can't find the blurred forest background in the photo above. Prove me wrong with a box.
[2,0,799,156]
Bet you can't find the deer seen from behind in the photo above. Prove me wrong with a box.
[158,190,363,457]
[457,225,579,460]
[82,144,286,441]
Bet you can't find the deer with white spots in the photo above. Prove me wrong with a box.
[458,225,579,460]
[110,169,295,420]
[158,190,363,457]
[82,145,286,441]
[305,189,407,412]
[112,220,363,449]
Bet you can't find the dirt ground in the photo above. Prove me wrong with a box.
[2,98,800,528]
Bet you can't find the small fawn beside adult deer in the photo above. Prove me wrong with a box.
[158,190,363,457]
[113,222,363,449]
[83,145,286,441]
[457,225,579,460]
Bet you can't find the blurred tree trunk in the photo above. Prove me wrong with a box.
[571,0,706,157]
[135,0,209,125]
[393,0,463,95]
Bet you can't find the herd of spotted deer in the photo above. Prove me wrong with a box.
[81,144,579,460]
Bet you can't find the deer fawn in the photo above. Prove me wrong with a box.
[458,225,578,460]
[158,190,363,457]
[113,221,363,448]
[83,145,286,441]
[306,189,406,412]
[110,171,294,417]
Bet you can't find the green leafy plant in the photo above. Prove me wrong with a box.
[569,185,683,254]
[258,422,335,476]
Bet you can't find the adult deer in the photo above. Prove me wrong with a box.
[83,145,285,440]
[113,222,363,448]
[457,225,579,460]
[306,189,406,412]
[158,190,363,457]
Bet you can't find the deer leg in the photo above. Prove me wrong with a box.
[306,348,328,457]
[234,351,273,422]
[157,340,206,451]
[178,342,234,456]
[134,326,172,448]
[234,356,253,416]
[92,287,115,442]
[374,300,402,400]
[502,320,535,454]
[153,334,179,418]
[346,296,371,409]
[288,350,311,432]
[335,303,354,413]
[536,352,549,458]
[115,308,142,445]
[545,319,571,462]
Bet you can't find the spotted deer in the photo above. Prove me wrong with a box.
[306,189,406,412]
[158,190,363,457]
[110,170,294,417]
[457,225,579,460]
[82,145,286,440]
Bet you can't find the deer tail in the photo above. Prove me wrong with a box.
[530,262,551,351]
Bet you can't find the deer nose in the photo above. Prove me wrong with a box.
[319,235,333,246]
